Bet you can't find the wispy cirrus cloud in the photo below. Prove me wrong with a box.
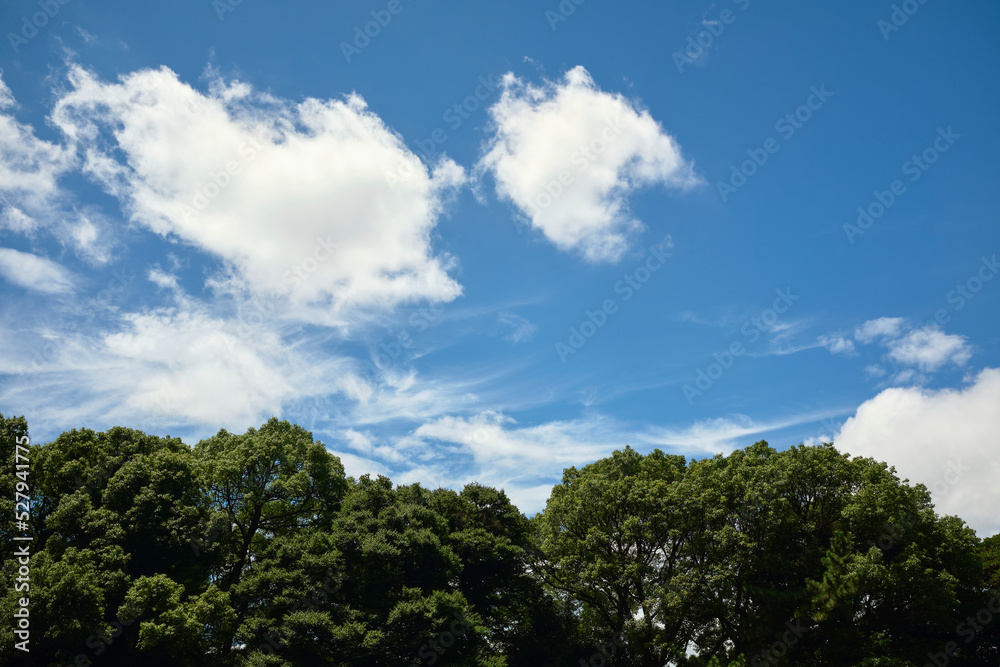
[0,73,75,225]
[376,407,847,513]
[498,311,538,343]
[0,248,76,294]
[404,410,629,510]
[640,410,844,455]
[0,72,117,264]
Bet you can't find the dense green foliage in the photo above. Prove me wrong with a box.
[1,412,997,666]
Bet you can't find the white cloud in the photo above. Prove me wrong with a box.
[333,428,409,465]
[99,303,363,431]
[0,248,76,294]
[101,308,297,427]
[864,364,886,378]
[327,450,389,480]
[819,334,856,356]
[885,327,971,372]
[0,206,37,234]
[836,368,1000,537]
[147,268,180,290]
[408,411,628,512]
[342,428,375,455]
[478,66,699,262]
[0,73,75,223]
[0,75,13,109]
[642,411,840,455]
[0,74,117,263]
[342,365,486,426]
[403,409,842,514]
[498,311,537,343]
[51,65,466,323]
[416,410,615,468]
[75,26,100,45]
[64,209,117,266]
[855,317,905,344]
[846,318,972,385]
[0,275,363,432]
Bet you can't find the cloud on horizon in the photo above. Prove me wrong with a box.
[836,367,1000,537]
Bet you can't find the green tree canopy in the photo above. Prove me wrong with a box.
[1,413,996,666]
[534,441,996,666]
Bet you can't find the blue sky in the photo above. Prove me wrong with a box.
[1,0,998,533]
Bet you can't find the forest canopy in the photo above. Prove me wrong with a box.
[2,413,998,666]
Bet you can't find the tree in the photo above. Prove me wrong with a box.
[0,412,30,557]
[981,534,1000,590]
[323,476,492,666]
[3,413,997,666]
[117,574,237,667]
[435,483,588,665]
[534,441,995,666]
[534,446,695,666]
[195,418,349,594]
[0,419,212,666]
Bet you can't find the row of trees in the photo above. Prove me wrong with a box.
[1,412,998,666]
